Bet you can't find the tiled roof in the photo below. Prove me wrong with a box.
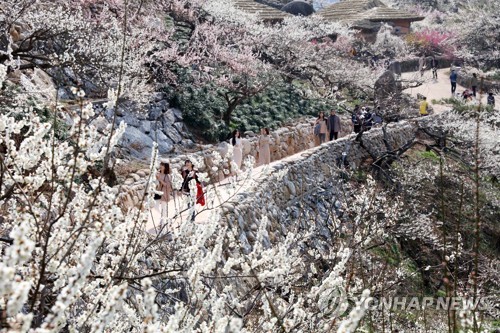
[232,0,291,20]
[318,0,424,26]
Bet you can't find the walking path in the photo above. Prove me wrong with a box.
[146,143,324,233]
[401,68,489,114]
[148,68,482,233]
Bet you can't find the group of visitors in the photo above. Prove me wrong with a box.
[450,69,496,107]
[155,159,205,219]
[231,128,271,167]
[314,110,342,144]
[351,105,378,133]
[419,55,439,81]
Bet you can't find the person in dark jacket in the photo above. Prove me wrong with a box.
[351,106,361,134]
[181,160,199,194]
[431,56,438,80]
[181,160,203,220]
[327,110,342,141]
[450,69,458,95]
[471,73,478,97]
[363,108,373,131]
[487,93,495,107]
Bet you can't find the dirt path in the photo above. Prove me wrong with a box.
[146,134,353,233]
[147,69,493,233]
[401,68,489,114]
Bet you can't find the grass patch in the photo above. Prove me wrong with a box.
[371,242,402,267]
[419,150,440,162]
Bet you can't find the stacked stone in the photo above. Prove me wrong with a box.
[118,116,354,209]
[219,121,418,253]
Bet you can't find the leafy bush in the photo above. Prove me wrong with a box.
[170,80,336,142]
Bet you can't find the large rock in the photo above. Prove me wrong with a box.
[242,139,252,155]
[150,130,174,154]
[140,120,151,134]
[161,109,176,126]
[374,70,402,118]
[30,69,57,101]
[163,125,183,144]
[281,1,314,16]
[148,100,168,120]
[173,122,185,133]
[170,108,183,121]
[244,131,256,138]
[121,114,140,127]
[119,126,154,160]
[181,139,195,149]
[91,116,109,131]
[218,141,230,158]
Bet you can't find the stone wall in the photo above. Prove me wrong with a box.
[219,121,418,251]
[118,116,352,208]
[394,56,456,74]
[456,72,500,93]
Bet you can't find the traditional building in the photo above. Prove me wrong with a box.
[232,0,291,22]
[318,0,424,40]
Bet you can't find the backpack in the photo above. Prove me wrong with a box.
[314,123,321,136]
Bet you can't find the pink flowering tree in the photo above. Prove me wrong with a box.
[406,28,455,58]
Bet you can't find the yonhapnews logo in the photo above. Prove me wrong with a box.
[325,293,496,317]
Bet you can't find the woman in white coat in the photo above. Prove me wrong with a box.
[231,129,243,170]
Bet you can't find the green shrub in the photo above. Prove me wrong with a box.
[169,79,336,142]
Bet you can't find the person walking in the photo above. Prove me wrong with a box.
[352,107,361,134]
[258,128,271,165]
[315,112,328,144]
[363,108,373,131]
[450,69,458,95]
[180,160,203,219]
[487,92,495,107]
[373,106,383,127]
[419,97,429,116]
[419,55,426,77]
[327,110,341,141]
[156,162,173,219]
[471,73,478,97]
[231,129,243,170]
[431,56,438,80]
[181,160,198,195]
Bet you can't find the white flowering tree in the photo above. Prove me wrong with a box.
[2,0,498,331]
[445,0,500,68]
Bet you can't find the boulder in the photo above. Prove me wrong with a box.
[173,122,185,133]
[119,126,154,160]
[163,125,183,144]
[161,109,176,126]
[281,1,314,16]
[218,142,230,158]
[140,120,151,134]
[121,114,140,127]
[181,139,195,148]
[57,87,72,100]
[91,116,109,131]
[242,139,252,155]
[150,130,174,154]
[170,108,183,121]
[374,70,402,117]
[148,99,167,119]
[30,69,56,101]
